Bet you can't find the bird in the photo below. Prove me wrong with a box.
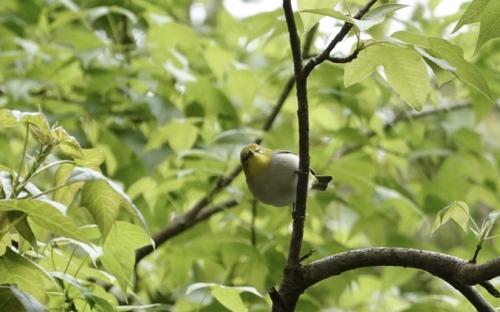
[240,143,332,207]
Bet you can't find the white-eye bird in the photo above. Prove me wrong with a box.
[240,143,332,207]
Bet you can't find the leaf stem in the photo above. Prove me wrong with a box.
[13,124,30,193]
[64,245,78,275]
[31,160,75,179]
[27,183,69,199]
[15,143,55,195]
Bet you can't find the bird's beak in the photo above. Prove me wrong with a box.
[243,150,254,163]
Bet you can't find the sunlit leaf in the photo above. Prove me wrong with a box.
[0,199,84,241]
[453,0,490,32]
[186,282,262,312]
[432,201,471,234]
[81,180,121,240]
[0,248,52,302]
[51,126,83,158]
[68,167,150,236]
[475,0,500,52]
[100,222,150,292]
[0,284,45,312]
[345,44,430,110]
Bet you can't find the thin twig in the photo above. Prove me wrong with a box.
[302,0,379,78]
[31,160,75,179]
[27,183,68,199]
[471,244,482,264]
[479,281,500,298]
[326,48,361,63]
[13,124,30,194]
[251,199,257,247]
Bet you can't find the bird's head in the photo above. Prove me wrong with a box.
[240,143,272,177]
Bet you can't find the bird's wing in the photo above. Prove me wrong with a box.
[275,151,319,175]
[275,150,293,155]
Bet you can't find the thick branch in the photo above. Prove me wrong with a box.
[303,247,498,312]
[282,0,309,269]
[273,1,382,310]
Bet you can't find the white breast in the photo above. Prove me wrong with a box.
[246,152,299,206]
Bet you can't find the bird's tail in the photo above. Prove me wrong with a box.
[311,175,333,191]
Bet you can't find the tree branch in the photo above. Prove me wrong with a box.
[135,199,237,263]
[326,48,361,63]
[273,1,381,310]
[479,281,500,298]
[302,0,379,78]
[444,277,495,312]
[302,247,498,312]
[282,0,309,269]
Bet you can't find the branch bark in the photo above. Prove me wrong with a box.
[273,0,380,310]
[302,247,497,312]
[302,0,379,77]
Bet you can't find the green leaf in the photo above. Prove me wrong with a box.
[211,286,248,312]
[85,6,138,24]
[0,199,85,241]
[0,233,10,256]
[300,8,354,25]
[51,126,83,159]
[301,4,406,31]
[53,164,82,207]
[432,201,471,234]
[68,167,150,236]
[51,272,97,309]
[298,0,336,32]
[74,148,105,168]
[425,58,455,87]
[0,110,51,144]
[392,31,431,48]
[146,119,199,153]
[204,44,235,81]
[0,284,45,312]
[51,237,102,265]
[355,4,407,31]
[479,211,500,239]
[7,211,37,250]
[345,44,430,110]
[100,221,150,292]
[0,248,52,302]
[453,0,490,32]
[186,283,262,312]
[392,33,492,100]
[428,38,491,100]
[0,171,13,199]
[81,180,121,240]
[475,0,500,52]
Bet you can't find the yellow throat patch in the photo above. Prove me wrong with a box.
[240,144,272,177]
[247,152,271,176]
